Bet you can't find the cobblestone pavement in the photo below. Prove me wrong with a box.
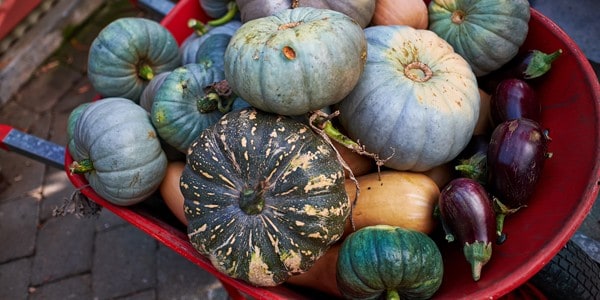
[0,1,229,299]
[0,1,598,300]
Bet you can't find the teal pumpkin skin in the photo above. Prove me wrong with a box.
[87,17,181,103]
[182,33,232,69]
[140,71,171,113]
[224,7,367,116]
[338,25,480,172]
[69,98,167,206]
[182,108,350,287]
[428,0,531,76]
[180,20,241,65]
[236,0,376,28]
[336,225,444,300]
[151,63,250,153]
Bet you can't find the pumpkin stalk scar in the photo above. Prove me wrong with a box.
[404,61,433,82]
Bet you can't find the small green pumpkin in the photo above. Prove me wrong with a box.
[151,63,249,153]
[224,7,367,116]
[68,97,167,206]
[182,107,350,287]
[336,225,444,300]
[87,17,181,102]
[427,0,531,76]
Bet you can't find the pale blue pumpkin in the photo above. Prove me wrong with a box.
[68,97,167,206]
[338,25,480,172]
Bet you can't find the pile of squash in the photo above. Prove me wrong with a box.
[67,0,555,298]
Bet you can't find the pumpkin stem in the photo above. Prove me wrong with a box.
[404,61,433,82]
[239,187,265,215]
[69,159,95,174]
[386,290,401,300]
[523,49,563,79]
[207,1,238,27]
[451,10,466,24]
[188,18,208,35]
[138,63,154,81]
[198,80,236,113]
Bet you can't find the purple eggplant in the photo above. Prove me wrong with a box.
[439,177,496,281]
[487,118,551,238]
[478,49,563,93]
[491,78,540,126]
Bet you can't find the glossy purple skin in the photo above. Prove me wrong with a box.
[491,78,540,126]
[487,118,549,208]
[439,177,496,245]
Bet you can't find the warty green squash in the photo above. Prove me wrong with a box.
[338,25,480,172]
[181,107,350,286]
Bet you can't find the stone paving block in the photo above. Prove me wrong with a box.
[28,274,92,300]
[95,209,128,232]
[93,224,157,299]
[30,214,96,286]
[156,244,228,300]
[0,257,32,300]
[0,197,38,263]
[115,289,156,300]
[52,0,151,74]
[14,63,83,114]
[39,169,75,222]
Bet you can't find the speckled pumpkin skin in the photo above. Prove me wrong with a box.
[181,108,349,286]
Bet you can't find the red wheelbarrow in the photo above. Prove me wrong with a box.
[2,0,600,298]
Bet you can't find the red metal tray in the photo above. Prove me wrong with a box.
[64,0,600,299]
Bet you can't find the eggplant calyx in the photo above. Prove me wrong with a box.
[455,152,487,184]
[523,49,563,79]
[463,241,492,281]
[492,196,525,243]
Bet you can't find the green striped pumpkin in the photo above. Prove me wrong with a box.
[181,108,349,286]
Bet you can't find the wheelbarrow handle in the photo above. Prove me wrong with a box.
[0,124,65,169]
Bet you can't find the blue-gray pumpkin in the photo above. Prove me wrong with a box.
[223,7,367,116]
[87,17,181,103]
[338,25,480,172]
[151,63,249,153]
[68,97,167,206]
[428,0,530,76]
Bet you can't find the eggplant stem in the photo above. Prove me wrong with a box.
[463,241,492,281]
[524,49,563,79]
[492,196,525,242]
